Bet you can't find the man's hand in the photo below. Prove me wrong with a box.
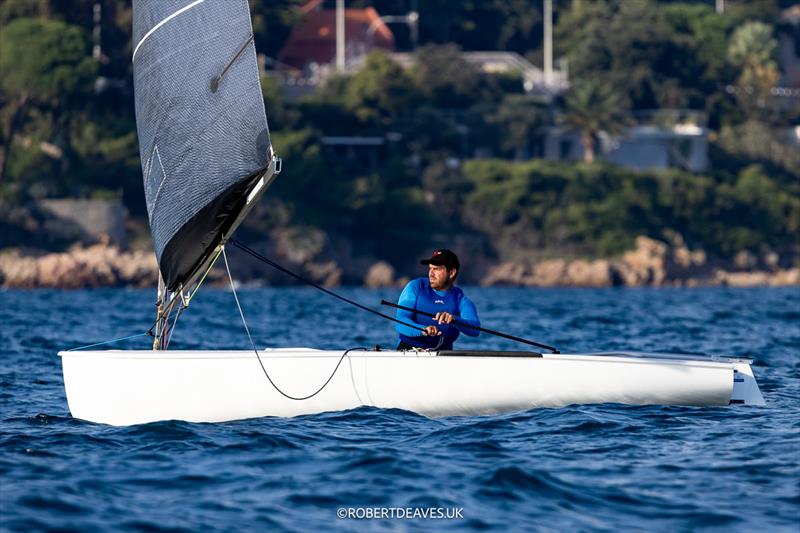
[423,325,442,336]
[434,312,454,324]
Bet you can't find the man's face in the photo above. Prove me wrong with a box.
[428,264,455,290]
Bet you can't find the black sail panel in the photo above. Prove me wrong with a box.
[132,0,271,291]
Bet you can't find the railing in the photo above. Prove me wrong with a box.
[630,110,707,129]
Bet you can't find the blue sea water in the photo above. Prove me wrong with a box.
[1,286,798,532]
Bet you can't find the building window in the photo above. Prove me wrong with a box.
[560,139,572,160]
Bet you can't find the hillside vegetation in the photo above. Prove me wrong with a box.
[0,0,797,273]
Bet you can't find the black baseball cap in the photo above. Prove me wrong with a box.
[420,249,460,270]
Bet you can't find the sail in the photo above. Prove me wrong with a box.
[132,0,272,291]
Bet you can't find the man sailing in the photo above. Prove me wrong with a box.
[395,249,480,350]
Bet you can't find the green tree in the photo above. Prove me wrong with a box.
[261,73,293,130]
[714,119,800,187]
[658,3,742,128]
[403,0,549,53]
[660,3,734,83]
[0,0,49,24]
[556,0,690,110]
[728,21,780,110]
[249,0,304,57]
[0,17,96,181]
[412,44,490,109]
[457,158,799,260]
[487,95,547,159]
[561,80,628,163]
[266,128,326,217]
[344,51,418,124]
[729,22,779,75]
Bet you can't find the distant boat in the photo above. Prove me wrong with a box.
[58,0,765,426]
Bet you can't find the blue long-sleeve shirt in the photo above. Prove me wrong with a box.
[395,278,480,350]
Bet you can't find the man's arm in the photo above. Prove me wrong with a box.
[455,296,480,337]
[395,280,427,337]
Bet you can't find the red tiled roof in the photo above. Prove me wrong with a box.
[279,6,394,70]
[300,0,323,15]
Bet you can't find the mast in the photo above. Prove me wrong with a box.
[153,271,166,350]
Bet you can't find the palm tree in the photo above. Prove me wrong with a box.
[561,80,628,163]
[728,22,778,73]
[728,22,779,109]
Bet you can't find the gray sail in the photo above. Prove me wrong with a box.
[132,0,272,291]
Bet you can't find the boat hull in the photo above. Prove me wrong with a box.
[58,349,765,426]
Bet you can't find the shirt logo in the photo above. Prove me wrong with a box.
[434,299,444,304]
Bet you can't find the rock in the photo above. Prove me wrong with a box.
[271,227,326,264]
[0,244,158,288]
[763,251,780,269]
[717,270,770,287]
[0,251,38,288]
[304,260,342,287]
[479,236,798,288]
[770,268,800,286]
[364,261,395,288]
[616,236,669,286]
[733,250,758,270]
[115,248,160,287]
[482,262,532,286]
[2,229,796,289]
[565,259,614,287]
[684,277,708,288]
[531,259,567,287]
[673,245,692,268]
[690,249,707,267]
[714,268,800,287]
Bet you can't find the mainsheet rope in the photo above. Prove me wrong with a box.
[231,239,557,354]
[229,237,431,335]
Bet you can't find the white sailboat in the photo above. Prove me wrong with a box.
[61,348,764,426]
[58,0,765,426]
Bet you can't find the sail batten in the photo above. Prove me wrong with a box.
[133,0,271,291]
[132,0,208,62]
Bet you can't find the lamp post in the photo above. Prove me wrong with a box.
[93,2,102,61]
[366,12,420,50]
[336,0,345,71]
[544,0,552,87]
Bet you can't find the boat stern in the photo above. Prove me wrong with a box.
[730,363,766,406]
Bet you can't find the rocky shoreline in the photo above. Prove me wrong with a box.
[0,242,157,289]
[481,236,800,288]
[0,235,796,289]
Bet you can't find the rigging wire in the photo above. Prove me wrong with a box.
[67,315,161,351]
[223,246,366,401]
[165,305,184,349]
[164,247,224,349]
[161,311,169,348]
[66,332,150,351]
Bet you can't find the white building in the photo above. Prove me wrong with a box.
[544,112,709,173]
